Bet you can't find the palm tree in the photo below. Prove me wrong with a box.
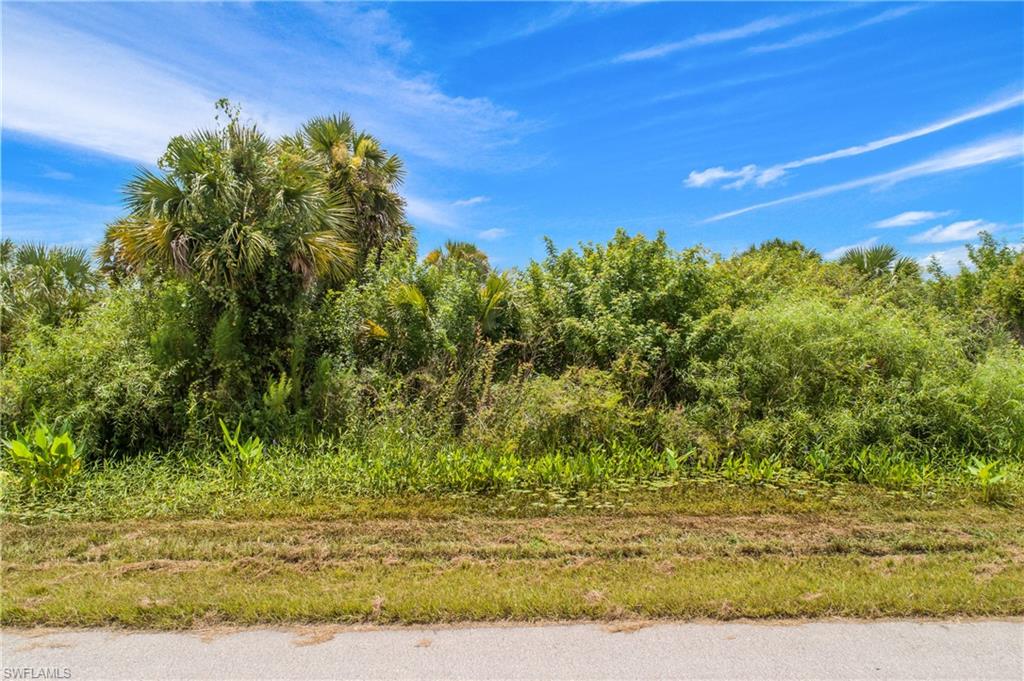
[99,112,355,291]
[478,271,512,337]
[290,115,411,272]
[1,240,100,351]
[97,106,360,385]
[838,244,919,280]
[424,241,490,276]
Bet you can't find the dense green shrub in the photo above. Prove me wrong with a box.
[520,230,710,401]
[1,288,172,452]
[466,367,650,455]
[949,347,1024,458]
[0,240,102,353]
[2,108,1022,480]
[681,296,990,461]
[929,232,1024,341]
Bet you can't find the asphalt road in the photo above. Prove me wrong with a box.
[3,621,1022,680]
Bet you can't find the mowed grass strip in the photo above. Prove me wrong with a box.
[4,506,1022,627]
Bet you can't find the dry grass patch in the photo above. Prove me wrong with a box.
[3,498,1022,627]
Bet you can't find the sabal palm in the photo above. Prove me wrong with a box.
[424,241,490,276]
[478,271,511,336]
[100,119,355,290]
[386,270,510,339]
[838,244,918,279]
[1,240,99,326]
[290,115,409,271]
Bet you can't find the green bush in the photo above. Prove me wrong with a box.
[950,347,1024,457]
[684,296,981,460]
[467,367,648,455]
[520,229,710,401]
[1,288,173,453]
[3,219,1021,487]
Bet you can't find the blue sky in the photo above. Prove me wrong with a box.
[3,2,1022,270]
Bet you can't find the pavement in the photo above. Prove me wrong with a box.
[3,621,1023,680]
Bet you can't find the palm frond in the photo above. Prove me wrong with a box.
[389,282,429,316]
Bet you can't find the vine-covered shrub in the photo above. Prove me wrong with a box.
[680,297,979,460]
[520,230,711,401]
[466,367,650,455]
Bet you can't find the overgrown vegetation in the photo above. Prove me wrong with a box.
[2,106,1023,511]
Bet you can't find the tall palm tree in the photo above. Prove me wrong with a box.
[99,115,355,291]
[838,244,919,280]
[290,114,410,272]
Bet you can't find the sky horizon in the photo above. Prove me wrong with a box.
[3,1,1023,271]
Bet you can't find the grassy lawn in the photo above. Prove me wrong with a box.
[4,485,1022,627]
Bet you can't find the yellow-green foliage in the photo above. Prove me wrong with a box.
[468,367,648,454]
[4,419,83,490]
[682,296,987,460]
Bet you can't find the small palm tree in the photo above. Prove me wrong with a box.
[424,241,490,276]
[97,103,360,385]
[1,240,100,350]
[838,244,919,280]
[478,271,512,336]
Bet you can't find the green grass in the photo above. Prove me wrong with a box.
[4,486,1023,627]
[3,438,1021,522]
[3,442,1022,627]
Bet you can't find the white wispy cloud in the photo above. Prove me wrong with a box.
[824,236,879,260]
[873,210,953,228]
[907,219,999,244]
[453,196,490,207]
[2,4,528,169]
[467,3,624,52]
[919,246,969,272]
[747,5,922,54]
[477,228,509,241]
[2,8,220,162]
[687,90,1024,189]
[703,134,1024,223]
[1,188,121,245]
[613,10,816,63]
[685,165,758,189]
[40,167,75,181]
[2,189,65,205]
[405,195,458,228]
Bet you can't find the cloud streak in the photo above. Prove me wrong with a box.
[687,90,1024,189]
[703,134,1024,223]
[747,5,922,54]
[824,236,879,260]
[1,4,528,170]
[453,196,490,207]
[477,228,509,241]
[405,196,459,228]
[873,210,953,228]
[907,219,999,244]
[2,8,219,162]
[613,9,822,64]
